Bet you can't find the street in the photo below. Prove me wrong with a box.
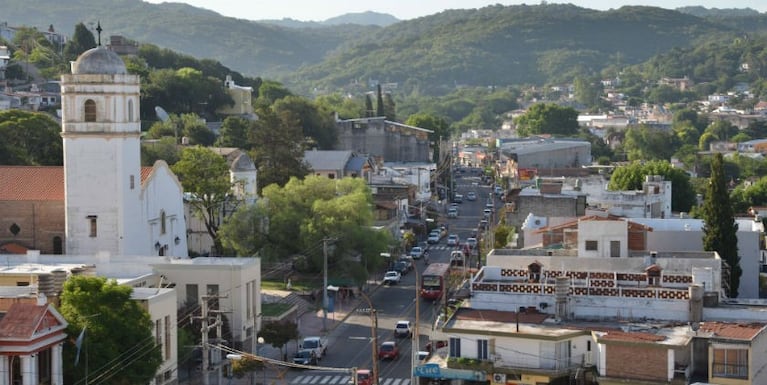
[230,168,493,385]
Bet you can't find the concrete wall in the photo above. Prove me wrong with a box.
[577,220,628,258]
[507,194,586,229]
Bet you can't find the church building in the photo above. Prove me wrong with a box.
[0,46,188,257]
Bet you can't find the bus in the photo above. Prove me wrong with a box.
[420,263,451,301]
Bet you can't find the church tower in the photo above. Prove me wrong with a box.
[60,43,145,255]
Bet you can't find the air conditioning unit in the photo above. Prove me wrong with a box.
[492,373,506,384]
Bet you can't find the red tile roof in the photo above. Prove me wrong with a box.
[0,303,51,339]
[0,166,154,201]
[700,322,767,340]
[0,166,64,201]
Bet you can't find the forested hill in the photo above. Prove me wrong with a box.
[3,0,766,96]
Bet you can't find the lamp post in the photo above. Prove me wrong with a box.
[257,337,265,385]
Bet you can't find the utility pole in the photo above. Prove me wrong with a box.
[199,295,223,385]
[411,262,420,385]
[359,291,379,385]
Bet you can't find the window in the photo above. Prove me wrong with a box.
[449,337,461,358]
[477,339,488,360]
[585,240,598,251]
[712,348,748,379]
[87,215,97,237]
[130,175,135,190]
[246,282,253,318]
[155,319,162,347]
[128,99,134,122]
[84,99,96,122]
[186,284,198,306]
[207,284,220,310]
[53,236,63,254]
[160,210,167,235]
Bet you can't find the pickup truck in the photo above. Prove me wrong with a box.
[300,336,327,359]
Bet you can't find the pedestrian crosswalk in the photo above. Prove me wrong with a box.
[291,374,410,385]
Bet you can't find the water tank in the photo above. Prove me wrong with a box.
[52,269,67,294]
[688,284,703,322]
[37,273,54,296]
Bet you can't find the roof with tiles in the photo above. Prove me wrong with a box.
[0,166,153,201]
[699,321,767,341]
[0,302,66,339]
[598,330,666,343]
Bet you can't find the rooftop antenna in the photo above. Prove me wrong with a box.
[96,21,102,46]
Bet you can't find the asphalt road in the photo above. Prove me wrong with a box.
[279,168,494,385]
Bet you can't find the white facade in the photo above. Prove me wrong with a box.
[631,218,763,299]
[61,47,187,257]
[133,287,178,385]
[577,220,629,258]
[149,257,261,353]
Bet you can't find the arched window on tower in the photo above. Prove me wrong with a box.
[84,99,97,122]
[128,99,134,122]
[160,210,167,235]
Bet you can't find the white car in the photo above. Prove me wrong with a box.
[383,271,401,285]
[466,237,478,249]
[466,191,477,201]
[447,208,458,218]
[410,246,424,259]
[394,320,413,338]
[447,234,459,246]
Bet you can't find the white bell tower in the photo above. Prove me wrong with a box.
[61,45,145,255]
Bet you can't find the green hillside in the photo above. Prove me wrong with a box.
[2,0,762,96]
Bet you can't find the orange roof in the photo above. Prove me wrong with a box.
[0,166,64,201]
[700,322,767,340]
[0,166,154,201]
[0,303,58,339]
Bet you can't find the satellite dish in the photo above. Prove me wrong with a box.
[155,106,170,122]
[690,322,700,332]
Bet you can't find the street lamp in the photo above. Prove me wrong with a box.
[257,337,265,385]
[411,260,421,385]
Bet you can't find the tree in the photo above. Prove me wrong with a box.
[0,110,62,165]
[219,176,391,280]
[365,94,374,117]
[172,146,234,244]
[63,23,96,62]
[376,84,384,117]
[513,103,579,137]
[701,153,741,298]
[141,137,180,166]
[621,125,677,161]
[216,116,252,148]
[405,113,450,162]
[60,276,161,385]
[248,108,310,191]
[272,95,338,150]
[608,160,696,213]
[258,321,299,360]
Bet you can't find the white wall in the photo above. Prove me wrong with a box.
[578,220,628,258]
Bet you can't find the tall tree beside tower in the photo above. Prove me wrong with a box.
[701,153,741,298]
[376,83,384,117]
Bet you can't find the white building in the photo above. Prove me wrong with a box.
[61,46,188,257]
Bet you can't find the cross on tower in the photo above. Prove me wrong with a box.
[96,21,102,46]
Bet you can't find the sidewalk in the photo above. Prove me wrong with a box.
[258,280,378,361]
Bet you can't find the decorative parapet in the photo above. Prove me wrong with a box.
[472,281,690,300]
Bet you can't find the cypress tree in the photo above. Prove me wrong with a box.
[365,94,374,117]
[701,153,741,297]
[376,84,384,117]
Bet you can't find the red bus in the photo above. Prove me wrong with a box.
[420,263,451,301]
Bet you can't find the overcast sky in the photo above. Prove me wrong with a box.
[143,0,766,22]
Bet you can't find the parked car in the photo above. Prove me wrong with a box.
[410,246,424,259]
[447,234,460,247]
[466,191,477,201]
[450,250,465,267]
[383,271,401,285]
[483,208,492,219]
[397,256,414,272]
[394,320,413,338]
[378,341,399,360]
[393,261,410,275]
[293,349,318,366]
